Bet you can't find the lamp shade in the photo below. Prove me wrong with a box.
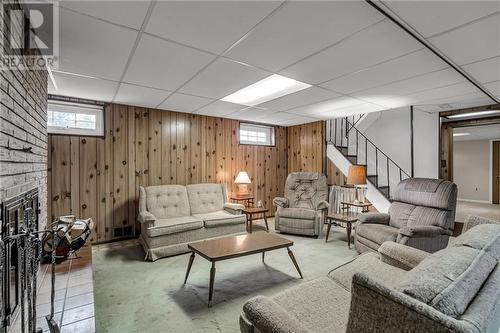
[235,171,251,184]
[346,165,366,185]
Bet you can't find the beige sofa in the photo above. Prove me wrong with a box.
[138,183,246,261]
[240,221,500,333]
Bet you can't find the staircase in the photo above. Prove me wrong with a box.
[326,116,411,201]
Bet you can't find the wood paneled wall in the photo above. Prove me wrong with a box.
[48,105,287,243]
[287,121,346,185]
[287,121,325,173]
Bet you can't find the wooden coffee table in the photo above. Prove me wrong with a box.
[244,207,269,233]
[184,232,303,307]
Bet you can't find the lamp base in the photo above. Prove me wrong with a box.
[237,184,249,196]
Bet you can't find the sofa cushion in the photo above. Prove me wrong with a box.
[356,223,399,246]
[145,185,190,219]
[279,217,315,230]
[146,216,203,237]
[397,246,497,318]
[454,223,500,259]
[273,277,350,333]
[186,184,225,214]
[280,207,317,220]
[192,210,246,228]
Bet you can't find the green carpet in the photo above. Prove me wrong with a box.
[93,225,356,333]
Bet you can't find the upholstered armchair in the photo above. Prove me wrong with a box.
[354,178,457,254]
[273,172,329,237]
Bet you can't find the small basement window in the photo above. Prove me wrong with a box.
[47,100,104,136]
[239,123,275,146]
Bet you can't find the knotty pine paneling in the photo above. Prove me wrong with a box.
[48,104,287,243]
[287,121,325,174]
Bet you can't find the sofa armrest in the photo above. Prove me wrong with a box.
[358,212,390,225]
[399,225,452,238]
[273,197,289,208]
[243,296,310,333]
[138,211,156,224]
[223,202,245,214]
[378,241,431,270]
[315,200,329,211]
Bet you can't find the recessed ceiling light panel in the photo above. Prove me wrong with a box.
[221,74,311,106]
[453,132,470,137]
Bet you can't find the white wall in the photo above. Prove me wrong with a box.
[453,140,490,202]
[361,108,439,179]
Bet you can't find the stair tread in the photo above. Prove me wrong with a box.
[378,186,389,189]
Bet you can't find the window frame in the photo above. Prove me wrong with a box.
[47,100,105,137]
[238,122,276,147]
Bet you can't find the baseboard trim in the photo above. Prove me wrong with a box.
[457,198,491,204]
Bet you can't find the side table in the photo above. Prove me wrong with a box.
[230,195,254,208]
[325,213,358,248]
[243,207,269,233]
[341,201,372,213]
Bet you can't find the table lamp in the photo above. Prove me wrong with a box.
[235,171,251,196]
[346,165,367,203]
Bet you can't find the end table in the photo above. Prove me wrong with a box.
[341,201,372,213]
[230,195,254,208]
[325,213,358,248]
[243,207,269,233]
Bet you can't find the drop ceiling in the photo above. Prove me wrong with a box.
[453,124,500,142]
[49,0,500,126]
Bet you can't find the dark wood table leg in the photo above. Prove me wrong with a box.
[325,221,332,243]
[346,222,352,249]
[263,215,269,231]
[287,248,303,279]
[184,252,195,284]
[208,262,216,307]
[262,252,265,262]
[249,214,253,233]
[245,213,249,232]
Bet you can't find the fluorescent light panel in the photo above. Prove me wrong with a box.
[453,133,470,137]
[447,110,500,119]
[221,74,311,106]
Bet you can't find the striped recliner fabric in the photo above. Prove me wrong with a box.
[355,178,458,254]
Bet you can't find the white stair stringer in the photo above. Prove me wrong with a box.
[327,144,391,213]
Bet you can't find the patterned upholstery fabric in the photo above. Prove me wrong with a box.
[356,223,399,246]
[462,215,500,233]
[274,173,328,236]
[145,216,203,237]
[354,178,457,254]
[192,210,246,228]
[241,226,500,333]
[186,183,227,214]
[138,183,246,261]
[142,185,191,219]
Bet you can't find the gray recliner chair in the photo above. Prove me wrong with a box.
[273,172,329,237]
[354,178,457,253]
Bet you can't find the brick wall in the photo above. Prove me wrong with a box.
[0,2,48,226]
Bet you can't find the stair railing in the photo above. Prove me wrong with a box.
[326,117,411,199]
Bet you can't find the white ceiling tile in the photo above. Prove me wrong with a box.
[278,116,319,127]
[123,34,215,91]
[429,14,500,65]
[463,56,500,84]
[179,58,270,99]
[114,83,170,108]
[484,80,500,96]
[383,1,500,38]
[352,68,466,104]
[406,82,480,104]
[453,124,500,141]
[50,72,118,102]
[255,111,303,123]
[59,1,150,29]
[158,93,213,113]
[320,49,448,94]
[194,100,244,117]
[257,87,340,112]
[225,1,384,71]
[226,108,276,122]
[313,103,386,120]
[146,1,281,54]
[280,20,422,84]
[286,97,367,117]
[59,9,138,81]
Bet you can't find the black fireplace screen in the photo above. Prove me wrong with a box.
[0,188,39,331]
